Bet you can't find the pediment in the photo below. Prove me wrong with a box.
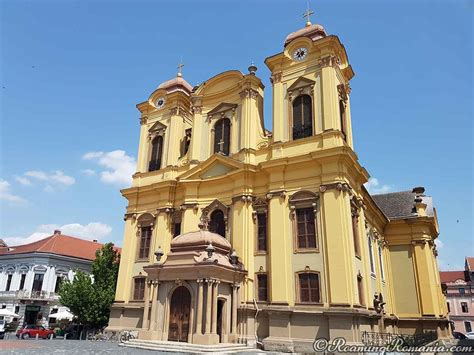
[288,76,315,91]
[207,102,238,118]
[179,154,243,180]
[149,121,167,133]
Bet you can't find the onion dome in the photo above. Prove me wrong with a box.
[284,23,327,47]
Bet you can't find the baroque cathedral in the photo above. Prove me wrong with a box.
[108,13,449,352]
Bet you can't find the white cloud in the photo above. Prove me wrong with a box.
[0,180,27,204]
[81,169,96,176]
[25,170,75,186]
[15,176,32,186]
[435,239,444,249]
[365,177,392,195]
[83,150,136,187]
[1,222,113,247]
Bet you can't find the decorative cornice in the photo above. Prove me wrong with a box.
[319,182,352,194]
[265,190,287,200]
[139,116,148,125]
[231,194,254,204]
[192,105,202,114]
[179,203,199,211]
[156,207,174,215]
[318,55,340,68]
[270,72,282,84]
[239,88,258,100]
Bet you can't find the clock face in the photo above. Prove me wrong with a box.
[293,47,308,61]
[155,97,166,109]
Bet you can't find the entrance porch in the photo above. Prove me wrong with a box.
[138,230,246,345]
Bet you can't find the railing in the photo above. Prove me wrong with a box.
[0,290,59,301]
[361,331,438,347]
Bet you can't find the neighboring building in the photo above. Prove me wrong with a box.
[0,230,106,326]
[440,257,474,333]
[108,14,448,351]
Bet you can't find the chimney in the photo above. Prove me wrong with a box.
[93,239,98,243]
[53,230,61,235]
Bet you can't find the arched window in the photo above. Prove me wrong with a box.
[149,136,163,172]
[292,95,313,140]
[209,209,226,237]
[213,118,230,155]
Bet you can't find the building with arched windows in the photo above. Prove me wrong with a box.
[108,17,449,352]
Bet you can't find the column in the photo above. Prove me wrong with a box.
[195,279,204,335]
[141,280,151,330]
[211,280,219,334]
[231,283,239,335]
[205,279,213,334]
[149,281,159,331]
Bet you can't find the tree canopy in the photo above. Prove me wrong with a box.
[58,243,120,328]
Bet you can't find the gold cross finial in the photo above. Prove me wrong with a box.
[303,2,314,27]
[177,59,184,77]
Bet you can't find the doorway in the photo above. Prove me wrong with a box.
[25,305,41,325]
[168,286,191,342]
[217,299,225,343]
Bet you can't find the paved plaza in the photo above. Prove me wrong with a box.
[0,338,176,354]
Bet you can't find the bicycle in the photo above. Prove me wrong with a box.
[119,330,135,343]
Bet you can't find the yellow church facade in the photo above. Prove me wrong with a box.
[108,18,449,351]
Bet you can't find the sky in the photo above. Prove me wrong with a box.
[0,0,472,271]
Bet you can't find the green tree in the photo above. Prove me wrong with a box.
[58,243,120,328]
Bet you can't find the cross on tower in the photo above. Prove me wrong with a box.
[177,60,184,77]
[303,2,314,27]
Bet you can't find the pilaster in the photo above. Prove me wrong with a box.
[320,60,339,132]
[190,97,203,163]
[115,216,137,302]
[166,108,184,167]
[319,182,355,306]
[267,189,292,305]
[270,72,284,143]
[231,197,254,302]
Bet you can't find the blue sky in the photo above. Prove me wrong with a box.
[0,0,472,270]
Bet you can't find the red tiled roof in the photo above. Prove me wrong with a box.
[466,257,474,271]
[440,271,466,283]
[0,233,120,261]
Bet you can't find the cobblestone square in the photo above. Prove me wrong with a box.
[0,338,176,354]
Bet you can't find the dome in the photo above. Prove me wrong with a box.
[284,23,327,47]
[157,76,193,95]
[171,230,231,252]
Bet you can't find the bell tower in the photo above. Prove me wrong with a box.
[265,10,355,150]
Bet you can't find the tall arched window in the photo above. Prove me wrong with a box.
[209,209,226,237]
[149,136,163,172]
[292,95,313,140]
[213,118,230,155]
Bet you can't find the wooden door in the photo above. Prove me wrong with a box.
[168,286,191,342]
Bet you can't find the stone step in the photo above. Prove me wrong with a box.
[120,339,258,353]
